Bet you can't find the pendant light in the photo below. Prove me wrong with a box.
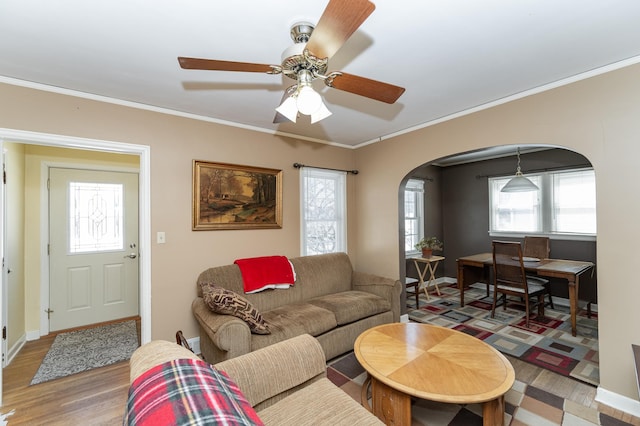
[501,147,539,192]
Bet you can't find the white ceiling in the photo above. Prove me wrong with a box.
[2,1,640,148]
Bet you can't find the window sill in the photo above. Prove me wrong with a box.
[488,231,596,242]
[405,250,421,258]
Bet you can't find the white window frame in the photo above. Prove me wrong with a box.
[300,167,347,256]
[489,168,596,240]
[404,179,425,256]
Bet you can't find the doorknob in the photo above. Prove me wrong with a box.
[124,253,137,259]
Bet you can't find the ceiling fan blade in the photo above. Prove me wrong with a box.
[305,0,375,60]
[327,72,405,104]
[178,57,274,73]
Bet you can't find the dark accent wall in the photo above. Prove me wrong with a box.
[405,148,597,306]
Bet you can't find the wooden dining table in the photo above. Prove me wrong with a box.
[456,253,594,336]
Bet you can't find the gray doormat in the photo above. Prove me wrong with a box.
[30,320,139,385]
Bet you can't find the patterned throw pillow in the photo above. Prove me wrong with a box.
[201,283,271,335]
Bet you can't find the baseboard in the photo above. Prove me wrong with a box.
[552,297,599,313]
[596,387,640,418]
[26,330,41,341]
[5,334,26,366]
[400,314,409,323]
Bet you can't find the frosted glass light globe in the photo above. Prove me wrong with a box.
[296,86,322,115]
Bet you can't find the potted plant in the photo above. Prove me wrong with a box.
[415,236,443,258]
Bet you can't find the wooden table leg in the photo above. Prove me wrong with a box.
[457,261,466,307]
[370,377,412,425]
[482,395,505,426]
[361,374,373,412]
[568,278,579,337]
[427,261,442,296]
[414,259,431,301]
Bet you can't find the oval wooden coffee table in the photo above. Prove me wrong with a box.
[354,323,515,426]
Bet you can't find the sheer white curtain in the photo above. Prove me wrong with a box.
[300,167,346,255]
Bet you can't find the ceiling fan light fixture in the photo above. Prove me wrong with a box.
[275,95,298,123]
[275,71,332,124]
[296,85,322,115]
[310,101,332,124]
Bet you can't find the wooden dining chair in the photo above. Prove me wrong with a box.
[523,236,554,309]
[523,236,550,260]
[491,240,547,328]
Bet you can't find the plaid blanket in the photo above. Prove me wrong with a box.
[124,358,263,426]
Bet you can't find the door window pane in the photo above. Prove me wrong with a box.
[69,182,123,253]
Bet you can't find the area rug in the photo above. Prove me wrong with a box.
[30,320,139,385]
[407,282,599,386]
[327,350,617,426]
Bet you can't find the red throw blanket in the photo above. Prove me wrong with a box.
[234,255,295,293]
[124,358,263,426]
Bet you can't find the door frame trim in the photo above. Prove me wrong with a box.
[0,128,151,346]
[43,164,141,334]
[2,148,7,368]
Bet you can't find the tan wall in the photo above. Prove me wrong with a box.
[0,82,357,349]
[21,145,139,333]
[354,63,640,400]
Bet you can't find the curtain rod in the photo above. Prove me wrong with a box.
[293,163,359,175]
[476,163,591,179]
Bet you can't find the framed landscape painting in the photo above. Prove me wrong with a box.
[193,160,283,230]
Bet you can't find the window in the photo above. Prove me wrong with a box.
[300,167,346,255]
[404,179,424,254]
[69,181,124,253]
[489,168,596,236]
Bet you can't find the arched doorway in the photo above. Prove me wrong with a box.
[398,145,598,385]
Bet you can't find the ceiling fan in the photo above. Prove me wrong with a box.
[177,0,405,124]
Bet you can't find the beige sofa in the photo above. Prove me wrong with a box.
[192,252,402,364]
[128,335,383,425]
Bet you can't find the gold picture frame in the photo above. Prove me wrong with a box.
[193,160,283,230]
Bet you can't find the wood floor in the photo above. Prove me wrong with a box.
[1,322,137,425]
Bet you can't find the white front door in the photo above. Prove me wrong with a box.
[49,168,139,331]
